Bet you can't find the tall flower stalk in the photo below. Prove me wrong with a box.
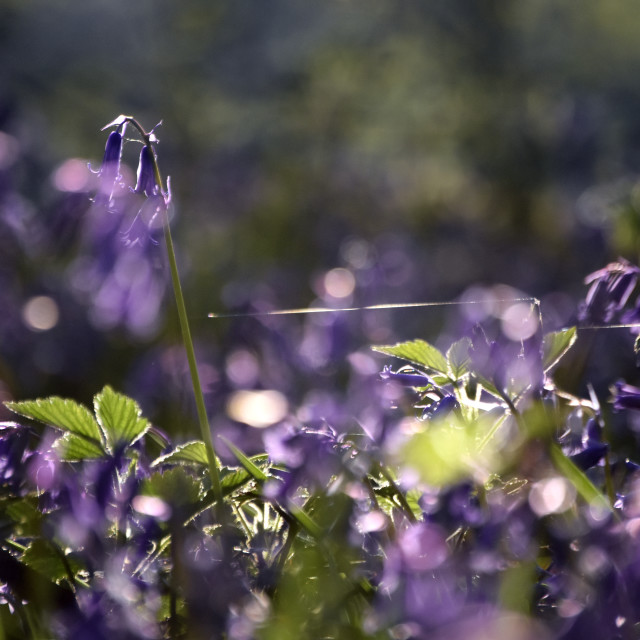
[102,115,223,504]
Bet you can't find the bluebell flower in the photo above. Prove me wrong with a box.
[73,130,170,336]
[565,417,608,470]
[120,144,166,248]
[134,144,158,198]
[93,130,124,207]
[612,381,640,412]
[0,422,30,492]
[121,194,164,248]
[579,258,640,324]
[263,423,354,501]
[421,394,460,420]
[569,442,608,471]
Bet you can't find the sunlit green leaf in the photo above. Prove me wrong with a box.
[220,455,270,493]
[142,467,203,507]
[6,397,103,444]
[151,440,209,467]
[542,327,577,372]
[94,386,150,452]
[373,339,449,375]
[404,488,424,520]
[289,504,323,538]
[21,539,83,584]
[447,337,472,380]
[53,432,106,461]
[549,443,611,511]
[220,467,251,493]
[498,560,537,614]
[220,436,269,482]
[399,414,505,487]
[0,496,43,537]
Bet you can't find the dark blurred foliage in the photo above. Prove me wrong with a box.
[3,1,640,434]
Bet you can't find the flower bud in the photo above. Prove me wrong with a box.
[102,130,123,168]
[134,144,157,197]
[96,130,123,202]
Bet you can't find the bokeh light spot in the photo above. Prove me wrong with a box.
[132,495,171,520]
[226,349,260,387]
[340,238,372,269]
[529,477,576,516]
[226,390,288,428]
[323,268,356,299]
[356,510,387,533]
[52,158,92,192]
[22,296,59,332]
[501,302,539,341]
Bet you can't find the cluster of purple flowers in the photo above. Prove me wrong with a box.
[0,297,639,638]
[5,121,640,638]
[70,119,169,338]
[579,258,640,328]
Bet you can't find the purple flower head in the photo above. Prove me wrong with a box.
[422,394,460,420]
[579,258,640,324]
[445,483,486,527]
[121,194,164,248]
[612,381,640,412]
[93,129,124,206]
[101,131,123,171]
[124,144,167,249]
[0,422,30,491]
[134,144,158,198]
[263,423,352,500]
[569,442,608,471]
[561,415,608,471]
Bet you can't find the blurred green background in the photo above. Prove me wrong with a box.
[2,0,640,424]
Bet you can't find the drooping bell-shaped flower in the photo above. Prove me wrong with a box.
[121,144,165,248]
[134,144,158,198]
[612,381,640,412]
[94,130,124,205]
[579,258,640,324]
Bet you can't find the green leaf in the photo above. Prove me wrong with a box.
[53,432,106,461]
[94,386,150,452]
[549,443,611,512]
[220,455,271,494]
[151,440,209,467]
[142,467,203,507]
[5,396,103,444]
[542,327,577,372]
[404,488,425,520]
[399,414,505,487]
[372,339,449,375]
[0,497,43,537]
[220,436,269,482]
[446,337,472,380]
[21,539,83,584]
[289,504,323,538]
[220,467,251,493]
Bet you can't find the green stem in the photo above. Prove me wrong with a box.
[162,213,222,503]
[121,116,223,505]
[377,463,417,523]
